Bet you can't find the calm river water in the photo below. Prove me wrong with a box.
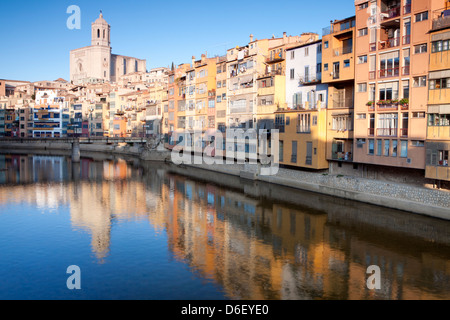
[0,152,449,300]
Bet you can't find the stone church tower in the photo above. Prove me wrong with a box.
[70,12,146,84]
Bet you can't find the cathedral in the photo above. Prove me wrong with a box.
[70,12,146,84]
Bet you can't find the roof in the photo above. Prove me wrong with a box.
[286,39,323,51]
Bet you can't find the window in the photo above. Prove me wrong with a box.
[290,69,295,80]
[324,41,329,49]
[290,51,295,59]
[358,83,367,92]
[305,47,309,57]
[357,113,367,119]
[358,28,368,37]
[368,139,374,155]
[392,140,398,157]
[379,82,399,100]
[324,63,328,71]
[317,44,322,54]
[357,139,366,148]
[297,114,311,133]
[279,141,284,162]
[344,60,350,68]
[291,141,297,163]
[438,150,449,166]
[400,141,408,158]
[429,78,450,90]
[428,114,450,126]
[432,39,450,53]
[411,140,425,147]
[384,140,390,156]
[376,139,382,156]
[414,44,427,54]
[415,11,428,22]
[312,116,317,126]
[358,55,367,64]
[358,2,368,10]
[412,112,425,118]
[413,76,427,87]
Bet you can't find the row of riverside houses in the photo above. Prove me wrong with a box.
[0,0,449,188]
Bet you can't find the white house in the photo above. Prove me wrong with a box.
[286,40,328,110]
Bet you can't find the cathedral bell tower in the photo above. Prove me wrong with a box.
[91,11,111,47]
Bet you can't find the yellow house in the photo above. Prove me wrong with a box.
[194,54,217,132]
[322,16,356,168]
[275,101,328,170]
[426,6,450,184]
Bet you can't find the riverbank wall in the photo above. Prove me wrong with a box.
[0,140,448,220]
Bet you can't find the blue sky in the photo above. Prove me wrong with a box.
[0,0,355,82]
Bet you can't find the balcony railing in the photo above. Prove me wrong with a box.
[402,66,410,76]
[333,46,353,56]
[400,128,408,137]
[298,73,321,84]
[379,37,400,50]
[297,125,311,134]
[369,42,377,52]
[377,102,398,111]
[266,53,285,63]
[403,35,411,45]
[379,67,399,79]
[380,7,401,21]
[377,128,398,137]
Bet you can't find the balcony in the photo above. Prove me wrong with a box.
[266,52,285,64]
[368,128,375,136]
[367,101,375,111]
[403,35,411,45]
[432,10,450,31]
[298,73,321,85]
[331,150,353,162]
[332,46,353,57]
[377,128,397,137]
[380,6,401,21]
[297,124,311,134]
[378,67,399,79]
[379,37,400,50]
[369,43,377,52]
[377,101,399,111]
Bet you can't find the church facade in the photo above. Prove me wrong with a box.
[70,13,146,84]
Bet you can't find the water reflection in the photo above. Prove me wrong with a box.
[0,153,449,300]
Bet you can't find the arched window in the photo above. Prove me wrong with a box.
[103,29,105,39]
[97,29,100,38]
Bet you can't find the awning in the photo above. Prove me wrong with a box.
[429,70,450,80]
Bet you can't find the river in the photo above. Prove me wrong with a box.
[0,151,449,300]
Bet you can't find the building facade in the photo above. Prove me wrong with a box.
[70,13,146,85]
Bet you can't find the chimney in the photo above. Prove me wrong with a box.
[250,34,254,42]
[191,56,195,67]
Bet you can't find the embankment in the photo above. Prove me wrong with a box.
[0,139,448,220]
